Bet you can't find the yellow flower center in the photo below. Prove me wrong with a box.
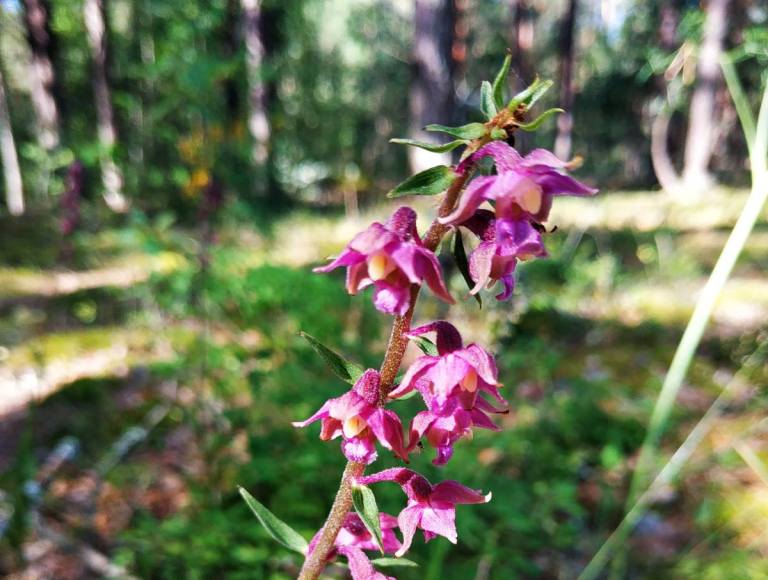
[367,253,396,281]
[519,184,543,214]
[343,415,368,438]
[460,369,478,393]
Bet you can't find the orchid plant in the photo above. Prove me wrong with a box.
[239,56,597,579]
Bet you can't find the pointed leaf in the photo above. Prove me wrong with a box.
[387,165,457,198]
[518,108,564,131]
[238,486,309,554]
[489,127,507,140]
[425,123,486,140]
[371,557,419,568]
[412,336,439,356]
[300,332,365,384]
[508,78,553,111]
[390,138,467,153]
[453,229,482,306]
[352,484,384,554]
[480,80,497,119]
[492,54,512,109]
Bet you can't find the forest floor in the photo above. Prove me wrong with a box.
[0,189,767,578]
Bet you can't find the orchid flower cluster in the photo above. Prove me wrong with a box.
[239,57,596,580]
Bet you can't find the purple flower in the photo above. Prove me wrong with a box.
[308,512,401,559]
[387,321,507,465]
[408,394,503,466]
[440,142,597,227]
[293,369,407,464]
[356,468,491,557]
[339,547,395,580]
[460,209,547,300]
[389,321,507,413]
[314,206,454,315]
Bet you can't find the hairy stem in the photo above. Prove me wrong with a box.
[297,171,471,580]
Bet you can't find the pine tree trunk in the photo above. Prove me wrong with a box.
[240,0,270,166]
[83,0,127,212]
[0,67,24,215]
[554,0,577,161]
[682,0,731,192]
[509,0,534,89]
[222,0,241,126]
[21,0,60,151]
[409,0,456,173]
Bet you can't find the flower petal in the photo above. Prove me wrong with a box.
[366,408,408,461]
[470,141,523,173]
[431,481,491,505]
[395,505,423,557]
[314,248,366,274]
[292,400,332,428]
[418,505,458,544]
[372,280,412,315]
[388,356,434,399]
[342,435,378,464]
[340,546,394,580]
[439,175,495,225]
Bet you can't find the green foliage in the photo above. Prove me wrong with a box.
[479,80,497,119]
[390,138,467,154]
[517,108,564,131]
[387,165,457,198]
[300,331,365,384]
[424,123,487,140]
[239,487,309,554]
[452,228,481,306]
[352,484,385,554]
[491,54,512,110]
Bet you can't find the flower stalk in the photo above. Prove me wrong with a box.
[297,170,472,580]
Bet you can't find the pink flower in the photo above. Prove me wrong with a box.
[460,209,547,300]
[293,370,407,464]
[356,468,491,557]
[389,321,507,413]
[440,141,597,227]
[314,206,454,315]
[308,512,401,559]
[339,547,395,580]
[408,394,503,466]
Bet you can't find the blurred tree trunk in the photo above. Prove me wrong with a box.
[682,0,731,192]
[554,0,577,161]
[223,0,241,126]
[83,0,127,212]
[240,0,270,166]
[509,0,534,89]
[21,0,60,151]
[409,0,456,173]
[0,67,24,215]
[650,3,683,193]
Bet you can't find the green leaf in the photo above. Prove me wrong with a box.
[425,123,486,140]
[238,486,309,555]
[300,332,365,384]
[489,127,507,140]
[387,165,457,198]
[389,138,467,153]
[492,54,512,109]
[508,78,553,111]
[371,557,419,568]
[352,485,384,554]
[453,229,481,307]
[480,80,497,119]
[412,336,438,356]
[517,108,564,131]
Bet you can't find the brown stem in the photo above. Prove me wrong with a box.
[296,171,471,580]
